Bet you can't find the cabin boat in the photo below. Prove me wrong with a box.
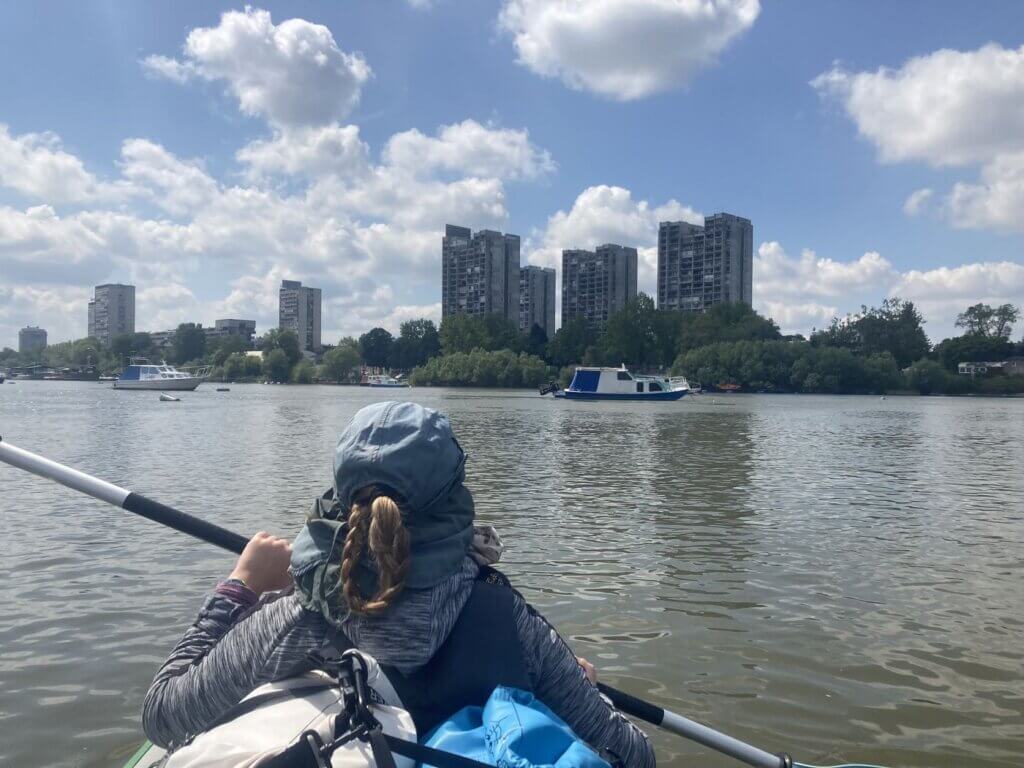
[114,361,209,391]
[557,365,690,401]
[363,374,409,388]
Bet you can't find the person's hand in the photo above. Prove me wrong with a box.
[577,656,597,684]
[229,531,293,595]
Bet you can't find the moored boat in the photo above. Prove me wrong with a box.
[556,365,689,401]
[363,373,410,388]
[114,360,209,391]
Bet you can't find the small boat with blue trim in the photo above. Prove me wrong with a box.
[545,365,690,401]
[114,360,209,391]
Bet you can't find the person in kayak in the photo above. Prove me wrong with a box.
[142,401,655,766]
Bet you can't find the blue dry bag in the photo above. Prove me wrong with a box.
[424,686,611,768]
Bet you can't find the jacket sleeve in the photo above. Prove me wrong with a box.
[141,589,328,749]
[512,594,656,768]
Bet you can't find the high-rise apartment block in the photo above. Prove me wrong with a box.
[18,326,47,354]
[441,225,520,325]
[87,283,135,346]
[519,266,557,338]
[657,213,753,312]
[561,244,638,331]
[279,280,321,352]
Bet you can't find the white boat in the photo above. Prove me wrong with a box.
[555,365,690,401]
[114,361,209,391]
[158,393,181,402]
[364,374,409,388]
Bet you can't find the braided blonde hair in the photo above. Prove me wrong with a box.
[341,486,411,615]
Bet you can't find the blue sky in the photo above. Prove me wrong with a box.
[1,0,1023,348]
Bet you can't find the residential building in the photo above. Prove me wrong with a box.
[279,280,322,352]
[657,213,753,312]
[441,224,521,325]
[561,244,638,331]
[18,326,47,354]
[519,265,557,338]
[87,283,135,346]
[149,319,256,351]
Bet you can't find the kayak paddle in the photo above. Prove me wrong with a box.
[0,436,887,768]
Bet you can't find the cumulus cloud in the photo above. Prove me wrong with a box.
[753,241,1024,340]
[498,0,760,100]
[0,124,128,204]
[382,120,555,180]
[813,43,1024,232]
[144,7,371,127]
[237,124,370,180]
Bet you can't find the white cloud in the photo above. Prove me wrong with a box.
[499,0,760,100]
[119,139,219,217]
[752,242,1024,340]
[902,188,933,217]
[237,124,370,180]
[813,43,1024,232]
[144,7,371,127]
[383,120,555,180]
[0,124,128,204]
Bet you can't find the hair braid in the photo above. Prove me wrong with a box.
[341,487,411,615]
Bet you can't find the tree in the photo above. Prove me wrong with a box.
[390,319,441,370]
[905,358,949,395]
[111,333,135,362]
[173,323,207,365]
[291,360,316,384]
[677,302,780,353]
[263,349,291,382]
[522,324,548,359]
[322,343,361,382]
[546,317,596,367]
[261,329,302,367]
[599,294,662,367]
[815,298,929,368]
[955,303,1020,338]
[209,335,249,367]
[438,314,518,355]
[359,327,394,368]
[933,334,1013,371]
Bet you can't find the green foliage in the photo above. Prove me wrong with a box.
[263,348,291,382]
[409,349,551,388]
[222,352,263,381]
[955,302,1020,338]
[546,317,596,367]
[672,340,902,394]
[359,327,394,368]
[322,342,361,382]
[522,324,549,359]
[812,298,930,368]
[439,313,519,355]
[595,294,665,368]
[390,319,441,370]
[173,323,207,365]
[261,329,302,367]
[209,335,249,367]
[932,334,1013,371]
[677,301,781,354]
[291,359,317,384]
[905,358,951,395]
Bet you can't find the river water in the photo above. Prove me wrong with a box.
[1,382,1022,768]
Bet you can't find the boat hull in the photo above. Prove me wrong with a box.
[114,378,202,391]
[562,389,687,401]
[367,383,409,388]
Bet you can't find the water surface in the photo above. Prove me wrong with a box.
[1,382,1022,767]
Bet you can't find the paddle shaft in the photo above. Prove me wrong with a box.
[1,436,787,768]
[0,436,248,554]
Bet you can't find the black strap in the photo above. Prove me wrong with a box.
[384,733,495,768]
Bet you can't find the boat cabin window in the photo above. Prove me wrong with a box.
[636,382,644,393]
[649,382,663,392]
[617,371,632,381]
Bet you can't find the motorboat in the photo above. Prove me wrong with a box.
[551,365,689,401]
[114,360,209,391]
[364,374,409,388]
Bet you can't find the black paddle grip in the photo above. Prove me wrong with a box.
[598,682,665,726]
[123,492,249,554]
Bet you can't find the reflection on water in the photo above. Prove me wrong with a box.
[1,383,1023,768]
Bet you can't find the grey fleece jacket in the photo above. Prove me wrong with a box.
[143,558,655,767]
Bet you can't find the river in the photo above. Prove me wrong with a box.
[1,381,1022,767]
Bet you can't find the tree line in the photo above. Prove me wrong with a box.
[3,299,1020,393]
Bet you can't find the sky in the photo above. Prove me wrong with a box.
[1,0,1023,349]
